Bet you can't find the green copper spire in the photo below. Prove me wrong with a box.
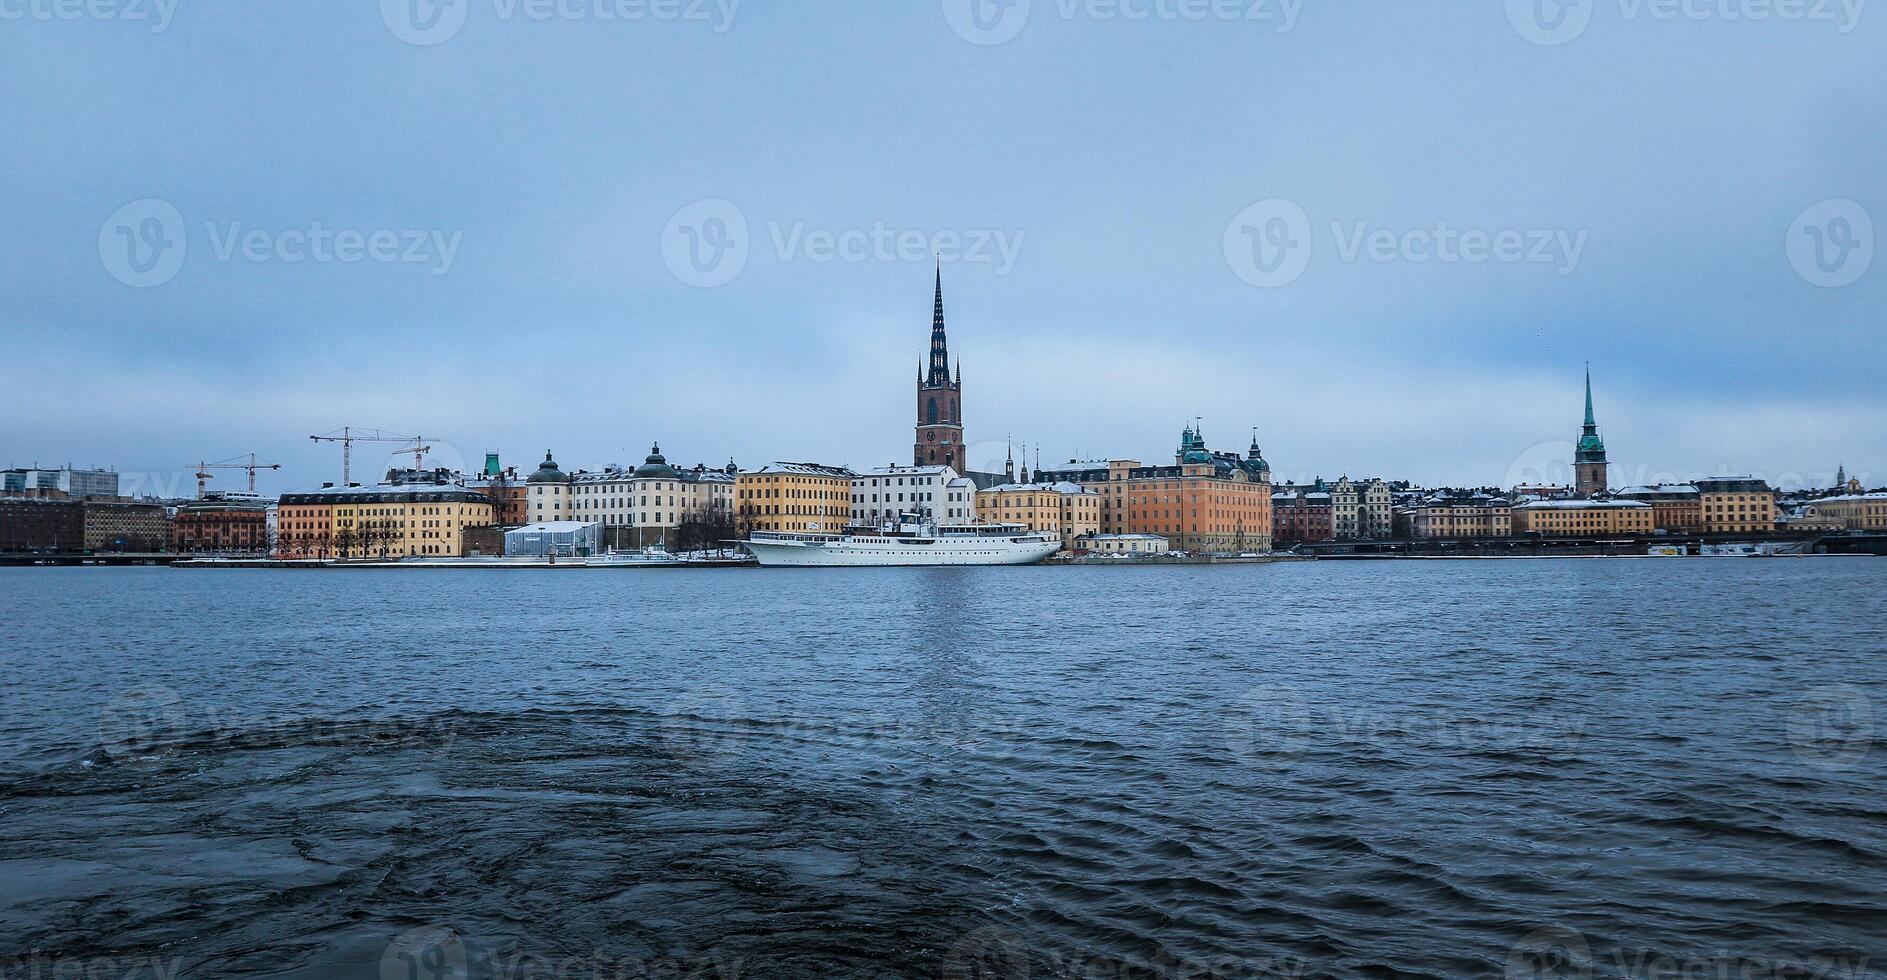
[1576,363,1607,461]
[1583,363,1596,428]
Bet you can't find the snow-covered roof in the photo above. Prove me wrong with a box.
[977,481,1096,495]
[1512,499,1651,510]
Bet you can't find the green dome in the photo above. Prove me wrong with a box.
[526,451,569,484]
[634,443,680,479]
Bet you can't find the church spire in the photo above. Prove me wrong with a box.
[927,260,950,386]
[1584,362,1596,429]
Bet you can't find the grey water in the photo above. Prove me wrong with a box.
[0,560,1882,978]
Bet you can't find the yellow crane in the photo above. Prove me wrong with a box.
[192,453,282,498]
[309,427,431,485]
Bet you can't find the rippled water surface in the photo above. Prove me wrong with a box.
[2,560,1884,978]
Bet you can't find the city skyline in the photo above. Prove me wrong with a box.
[3,4,1880,492]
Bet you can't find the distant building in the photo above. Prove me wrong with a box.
[975,481,1101,550]
[173,492,271,554]
[0,497,84,553]
[736,462,858,535]
[82,500,169,552]
[1694,477,1776,535]
[524,451,574,524]
[853,465,977,527]
[1271,483,1334,544]
[1802,492,1887,530]
[1614,484,1703,532]
[2,466,119,499]
[1511,499,1654,536]
[1574,367,1610,496]
[572,446,738,550]
[504,521,602,558]
[1409,492,1513,539]
[1077,533,1170,555]
[1033,426,1273,552]
[914,267,967,471]
[276,480,493,559]
[1330,476,1392,540]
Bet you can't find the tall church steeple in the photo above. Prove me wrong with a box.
[1574,363,1610,496]
[915,264,966,469]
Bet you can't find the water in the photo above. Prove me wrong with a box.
[1,560,1882,979]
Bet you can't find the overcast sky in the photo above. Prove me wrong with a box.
[2,1,1881,496]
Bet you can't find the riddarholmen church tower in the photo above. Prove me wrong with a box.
[915,264,965,469]
[1574,365,1610,496]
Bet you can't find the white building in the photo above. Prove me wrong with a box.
[504,521,603,558]
[850,465,977,526]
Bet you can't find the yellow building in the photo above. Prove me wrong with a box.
[975,481,1100,550]
[736,462,857,535]
[1614,485,1704,532]
[1511,499,1655,536]
[278,481,495,558]
[1409,494,1513,539]
[1694,477,1776,534]
[1802,492,1887,530]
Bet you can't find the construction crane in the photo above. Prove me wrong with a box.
[192,453,282,498]
[308,427,431,485]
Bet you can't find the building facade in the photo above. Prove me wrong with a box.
[1077,533,1171,555]
[1271,484,1334,544]
[1409,492,1513,539]
[173,492,272,554]
[975,481,1101,550]
[1330,477,1393,540]
[736,463,858,535]
[2,467,119,499]
[0,497,85,553]
[1614,485,1703,532]
[82,501,169,552]
[570,447,739,550]
[1803,492,1887,530]
[1694,477,1776,534]
[853,465,977,527]
[277,481,494,558]
[1511,499,1654,536]
[524,452,574,524]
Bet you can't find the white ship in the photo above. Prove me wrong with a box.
[739,515,1062,567]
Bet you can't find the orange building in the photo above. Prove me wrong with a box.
[1039,425,1273,552]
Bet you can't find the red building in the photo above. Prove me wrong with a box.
[1272,484,1334,544]
[172,493,271,554]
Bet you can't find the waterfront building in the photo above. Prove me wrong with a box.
[1033,427,1272,551]
[464,454,527,526]
[1271,483,1334,544]
[524,451,573,524]
[852,465,977,527]
[736,462,858,535]
[1,466,119,499]
[504,521,603,558]
[974,481,1101,550]
[1330,476,1393,540]
[1511,498,1654,536]
[1574,367,1611,496]
[1694,477,1776,534]
[0,497,84,553]
[81,500,169,552]
[276,478,494,559]
[1409,492,1513,539]
[1614,484,1704,532]
[573,447,738,550]
[914,266,966,471]
[1077,533,1171,555]
[173,491,271,554]
[1802,492,1887,530]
